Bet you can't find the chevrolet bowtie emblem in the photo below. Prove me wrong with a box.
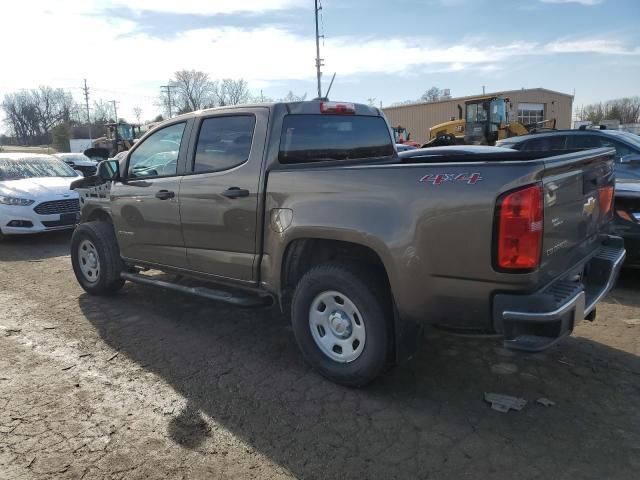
[583,196,596,216]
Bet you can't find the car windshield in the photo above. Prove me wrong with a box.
[0,157,78,181]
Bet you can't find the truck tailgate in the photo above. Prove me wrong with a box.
[539,148,615,281]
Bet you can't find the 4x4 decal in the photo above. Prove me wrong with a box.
[420,173,483,185]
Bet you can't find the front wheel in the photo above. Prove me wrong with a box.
[71,221,125,295]
[291,263,392,387]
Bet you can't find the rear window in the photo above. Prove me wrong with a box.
[279,115,394,164]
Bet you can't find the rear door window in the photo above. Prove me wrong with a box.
[279,115,394,164]
[193,115,256,173]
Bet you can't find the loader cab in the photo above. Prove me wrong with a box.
[464,97,508,145]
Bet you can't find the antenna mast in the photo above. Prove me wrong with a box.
[315,0,323,98]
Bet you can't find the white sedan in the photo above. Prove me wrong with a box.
[0,153,83,237]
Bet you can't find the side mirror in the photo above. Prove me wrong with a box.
[98,160,120,181]
[620,154,640,164]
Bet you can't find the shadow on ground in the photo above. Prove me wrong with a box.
[77,272,640,480]
[0,230,71,262]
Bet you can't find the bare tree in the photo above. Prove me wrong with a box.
[2,87,75,145]
[217,79,250,106]
[170,70,217,113]
[92,100,114,124]
[421,87,442,103]
[576,97,640,124]
[32,86,75,136]
[133,106,143,125]
[280,91,308,102]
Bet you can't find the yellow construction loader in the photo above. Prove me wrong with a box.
[427,96,556,146]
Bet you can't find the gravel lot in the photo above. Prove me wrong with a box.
[1,231,640,479]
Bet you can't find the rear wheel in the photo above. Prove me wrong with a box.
[71,221,125,295]
[291,263,391,387]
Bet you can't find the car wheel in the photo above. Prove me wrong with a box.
[71,221,125,295]
[291,262,392,387]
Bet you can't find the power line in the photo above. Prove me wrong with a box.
[83,79,92,141]
[160,84,177,118]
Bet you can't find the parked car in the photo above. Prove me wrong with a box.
[614,180,640,268]
[69,100,624,386]
[53,153,98,177]
[496,129,640,266]
[495,128,640,180]
[0,153,82,237]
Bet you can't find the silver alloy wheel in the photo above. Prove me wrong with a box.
[78,239,100,283]
[309,290,366,363]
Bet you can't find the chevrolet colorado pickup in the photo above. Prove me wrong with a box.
[70,100,625,386]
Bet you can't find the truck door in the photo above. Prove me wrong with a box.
[110,120,191,268]
[179,108,268,283]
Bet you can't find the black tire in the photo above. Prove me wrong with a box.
[291,262,392,387]
[71,221,125,295]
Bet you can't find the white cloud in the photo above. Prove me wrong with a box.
[109,0,307,15]
[544,38,638,54]
[0,1,636,122]
[540,0,603,5]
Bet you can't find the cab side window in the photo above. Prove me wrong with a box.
[127,123,186,178]
[523,135,566,151]
[193,116,256,173]
[566,135,600,149]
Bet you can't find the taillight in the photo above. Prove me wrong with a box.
[320,101,355,114]
[598,185,614,217]
[496,184,544,271]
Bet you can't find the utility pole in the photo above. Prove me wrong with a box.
[110,100,119,153]
[161,84,176,118]
[482,85,486,95]
[83,79,92,141]
[314,0,324,99]
[110,100,119,123]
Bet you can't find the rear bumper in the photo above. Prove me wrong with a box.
[493,236,626,352]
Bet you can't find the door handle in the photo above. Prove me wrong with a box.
[155,190,175,200]
[222,187,250,199]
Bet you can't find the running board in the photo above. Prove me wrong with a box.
[120,272,272,307]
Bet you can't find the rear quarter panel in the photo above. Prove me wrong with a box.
[262,161,549,330]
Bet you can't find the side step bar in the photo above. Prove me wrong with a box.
[120,272,272,307]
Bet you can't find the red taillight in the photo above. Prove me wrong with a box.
[598,185,614,217]
[320,101,356,114]
[496,184,544,271]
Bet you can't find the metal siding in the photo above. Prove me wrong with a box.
[383,89,573,144]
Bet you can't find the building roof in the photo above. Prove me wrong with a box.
[383,88,574,111]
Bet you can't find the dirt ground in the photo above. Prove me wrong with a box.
[1,231,639,480]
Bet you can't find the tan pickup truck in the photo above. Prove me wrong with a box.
[70,100,625,386]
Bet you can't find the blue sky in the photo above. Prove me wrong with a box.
[1,0,639,124]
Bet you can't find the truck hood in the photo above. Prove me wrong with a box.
[0,177,80,198]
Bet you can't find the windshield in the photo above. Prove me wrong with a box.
[490,99,507,124]
[56,154,93,163]
[0,157,78,181]
[466,102,488,123]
